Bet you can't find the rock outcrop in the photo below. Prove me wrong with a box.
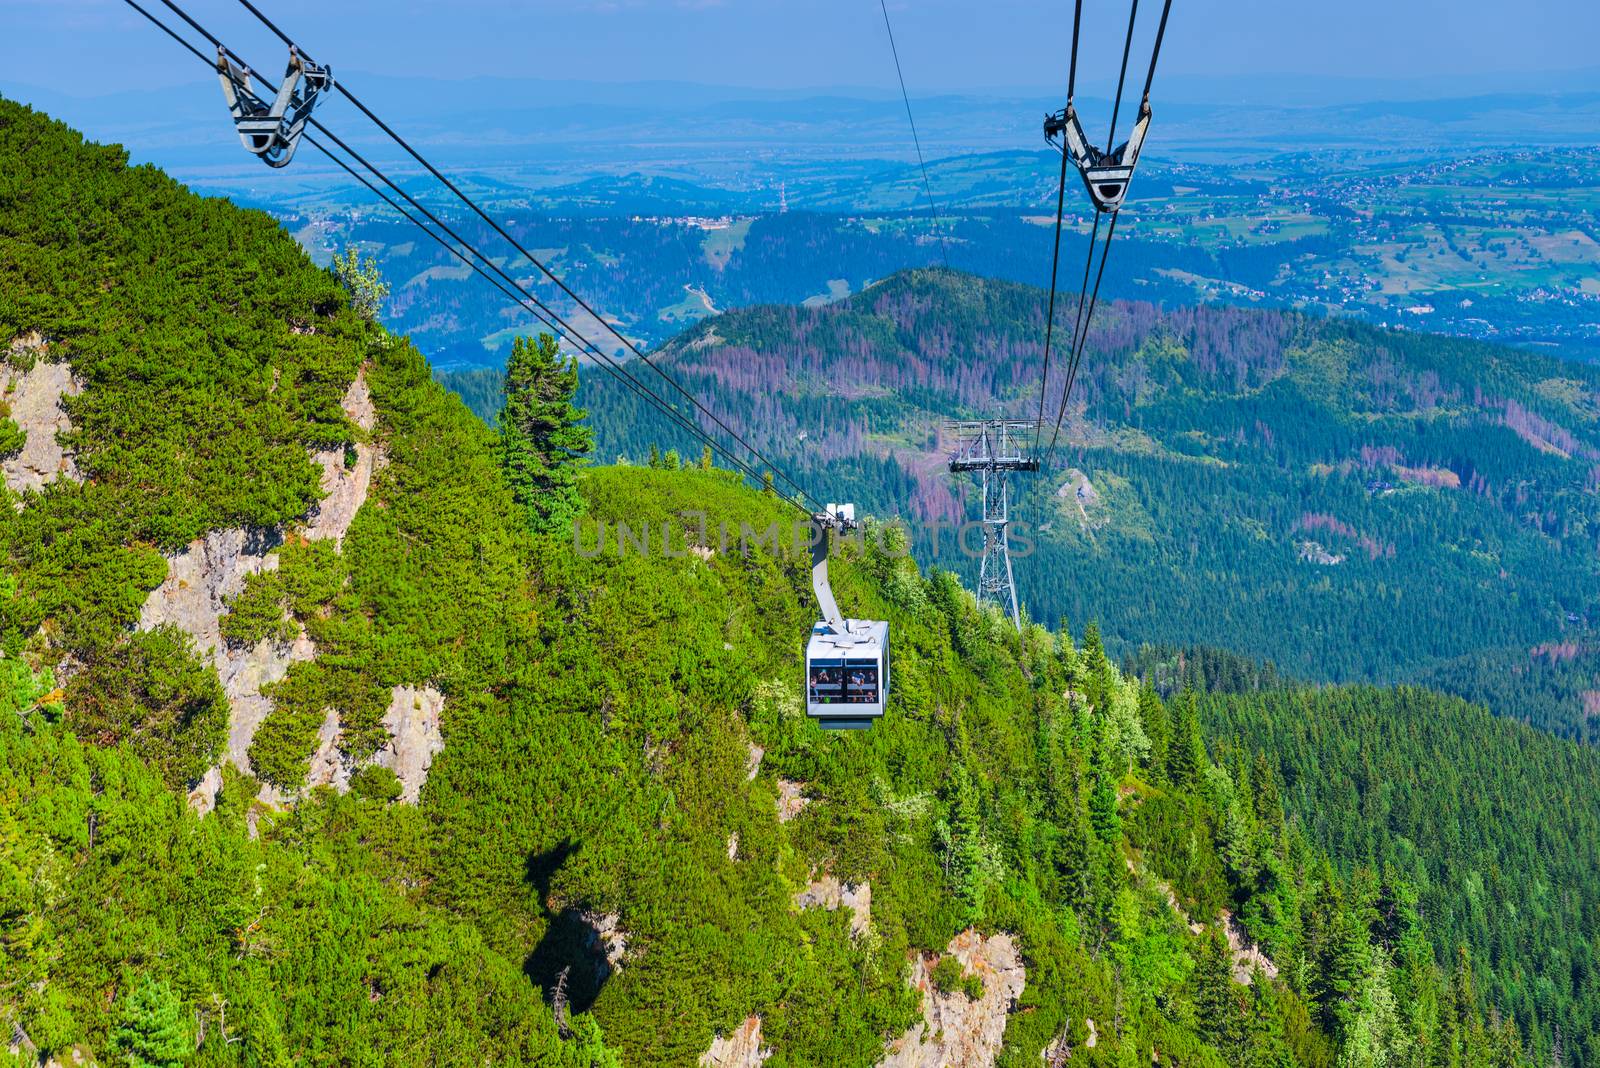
[1039,1018,1097,1066]
[138,526,317,812]
[304,373,382,545]
[579,911,631,976]
[700,1016,771,1068]
[304,708,349,792]
[795,875,871,939]
[1222,909,1280,983]
[776,779,810,822]
[2,335,82,495]
[370,684,445,804]
[134,369,410,811]
[878,929,1025,1068]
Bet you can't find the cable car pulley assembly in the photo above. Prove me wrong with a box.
[1034,0,1173,469]
[216,45,332,168]
[1044,98,1149,214]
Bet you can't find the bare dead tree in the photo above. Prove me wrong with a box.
[552,965,572,1040]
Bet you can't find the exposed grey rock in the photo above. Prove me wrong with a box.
[1222,908,1280,984]
[1297,539,1346,566]
[878,929,1026,1068]
[1056,468,1104,534]
[370,684,445,804]
[1057,468,1099,505]
[776,779,810,822]
[305,707,350,792]
[700,1015,771,1068]
[137,369,388,813]
[745,741,764,781]
[138,527,319,811]
[139,527,280,653]
[138,528,318,810]
[579,910,631,976]
[2,337,82,495]
[794,874,871,939]
[187,767,223,816]
[304,372,383,545]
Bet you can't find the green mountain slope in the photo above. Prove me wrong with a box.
[532,269,1600,741]
[1205,685,1600,1068]
[0,98,1547,1068]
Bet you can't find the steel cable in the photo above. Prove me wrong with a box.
[223,0,822,511]
[878,0,952,271]
[122,0,788,498]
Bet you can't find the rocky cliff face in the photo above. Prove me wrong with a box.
[304,374,381,545]
[1222,909,1280,983]
[2,334,81,496]
[133,368,446,811]
[303,683,446,803]
[371,684,446,804]
[877,929,1026,1068]
[700,1016,772,1068]
[137,526,315,812]
[795,875,872,939]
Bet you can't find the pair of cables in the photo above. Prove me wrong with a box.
[1035,0,1172,467]
[121,0,826,512]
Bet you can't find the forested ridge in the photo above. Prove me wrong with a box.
[1205,685,1600,1068]
[0,96,1571,1068]
[442,269,1600,740]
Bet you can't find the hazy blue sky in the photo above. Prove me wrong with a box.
[5,0,1600,99]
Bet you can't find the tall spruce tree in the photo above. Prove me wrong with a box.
[1167,688,1204,788]
[498,332,594,535]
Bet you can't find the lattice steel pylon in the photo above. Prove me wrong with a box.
[946,420,1040,630]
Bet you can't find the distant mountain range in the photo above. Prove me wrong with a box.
[473,268,1600,741]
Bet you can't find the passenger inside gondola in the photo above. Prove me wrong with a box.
[845,662,879,703]
[808,664,843,704]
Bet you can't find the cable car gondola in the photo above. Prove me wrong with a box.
[805,504,890,730]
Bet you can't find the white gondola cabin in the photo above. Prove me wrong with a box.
[805,504,891,730]
[805,619,890,730]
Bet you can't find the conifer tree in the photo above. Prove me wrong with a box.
[1088,719,1123,844]
[1192,930,1239,1052]
[942,764,986,923]
[112,979,190,1068]
[1088,773,1121,846]
[498,332,594,535]
[1081,621,1111,709]
[1139,685,1171,779]
[1251,751,1286,847]
[1311,886,1373,1045]
[1167,689,1204,788]
[1338,948,1407,1068]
